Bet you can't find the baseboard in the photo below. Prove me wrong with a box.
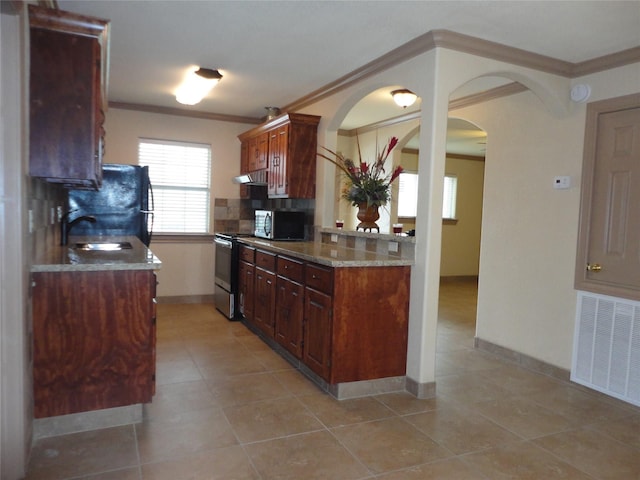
[156,294,214,304]
[405,377,436,399]
[33,404,143,440]
[474,337,570,381]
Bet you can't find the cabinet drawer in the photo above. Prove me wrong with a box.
[255,250,276,272]
[239,244,255,263]
[305,263,333,294]
[277,256,304,283]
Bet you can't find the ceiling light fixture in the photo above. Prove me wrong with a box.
[176,67,223,105]
[391,89,417,108]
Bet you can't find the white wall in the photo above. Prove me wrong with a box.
[455,63,640,369]
[103,108,253,297]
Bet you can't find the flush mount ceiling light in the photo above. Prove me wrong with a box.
[391,89,417,108]
[175,67,223,105]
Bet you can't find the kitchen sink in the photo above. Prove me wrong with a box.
[73,241,133,251]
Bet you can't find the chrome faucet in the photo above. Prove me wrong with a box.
[60,212,97,246]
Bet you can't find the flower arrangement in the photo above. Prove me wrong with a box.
[318,135,403,207]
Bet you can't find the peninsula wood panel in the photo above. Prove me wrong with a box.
[330,266,410,384]
[32,270,156,418]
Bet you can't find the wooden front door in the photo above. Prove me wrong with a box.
[575,93,640,301]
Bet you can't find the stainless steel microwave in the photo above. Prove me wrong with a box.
[254,210,306,240]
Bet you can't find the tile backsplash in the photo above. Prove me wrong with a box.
[213,197,315,238]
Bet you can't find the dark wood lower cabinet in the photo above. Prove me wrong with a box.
[303,287,333,380]
[238,243,410,386]
[253,267,276,338]
[275,276,305,359]
[238,259,255,322]
[32,269,157,418]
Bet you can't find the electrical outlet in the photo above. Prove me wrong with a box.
[28,209,34,233]
[50,207,55,225]
[57,206,63,222]
[330,234,338,243]
[388,241,399,253]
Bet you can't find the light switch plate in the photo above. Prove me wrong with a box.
[553,176,571,189]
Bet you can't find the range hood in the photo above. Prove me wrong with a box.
[233,170,267,185]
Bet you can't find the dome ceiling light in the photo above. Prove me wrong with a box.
[176,67,223,105]
[391,88,417,108]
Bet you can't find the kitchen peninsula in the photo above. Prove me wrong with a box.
[238,228,414,399]
[31,236,161,424]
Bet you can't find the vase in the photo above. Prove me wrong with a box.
[356,202,380,232]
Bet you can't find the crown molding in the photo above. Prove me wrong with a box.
[572,46,640,77]
[430,30,574,77]
[449,82,528,111]
[108,102,261,125]
[285,29,639,115]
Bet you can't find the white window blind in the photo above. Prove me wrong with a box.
[138,138,211,233]
[398,172,419,217]
[443,174,458,219]
[397,172,458,219]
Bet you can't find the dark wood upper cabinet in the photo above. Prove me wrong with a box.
[28,5,110,189]
[238,113,320,199]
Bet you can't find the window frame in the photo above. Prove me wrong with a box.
[138,138,212,236]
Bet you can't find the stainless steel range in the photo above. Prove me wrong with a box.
[214,232,250,320]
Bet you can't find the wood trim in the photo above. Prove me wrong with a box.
[108,101,261,125]
[109,30,635,125]
[572,46,640,77]
[340,82,528,136]
[446,153,485,162]
[430,29,574,77]
[449,82,528,111]
[401,148,419,155]
[282,30,439,114]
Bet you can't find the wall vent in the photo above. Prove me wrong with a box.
[572,291,640,407]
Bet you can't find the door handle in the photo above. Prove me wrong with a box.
[586,263,602,272]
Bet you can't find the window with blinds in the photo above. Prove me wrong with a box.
[138,138,211,233]
[398,172,419,217]
[397,172,458,219]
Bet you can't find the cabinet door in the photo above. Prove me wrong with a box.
[254,267,276,338]
[32,270,155,418]
[256,132,269,170]
[303,287,332,381]
[275,276,304,359]
[268,124,288,196]
[238,260,255,322]
[28,6,108,189]
[239,140,250,199]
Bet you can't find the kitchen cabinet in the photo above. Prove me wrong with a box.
[253,250,277,338]
[238,245,256,322]
[268,124,289,197]
[28,5,110,189]
[238,113,320,199]
[275,256,305,358]
[237,241,410,386]
[32,269,156,418]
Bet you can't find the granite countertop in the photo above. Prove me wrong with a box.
[31,235,162,272]
[239,237,413,267]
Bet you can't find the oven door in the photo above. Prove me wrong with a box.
[214,236,235,319]
[214,236,232,291]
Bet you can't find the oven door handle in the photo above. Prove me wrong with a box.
[214,237,233,248]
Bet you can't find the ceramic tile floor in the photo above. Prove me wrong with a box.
[26,280,640,479]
